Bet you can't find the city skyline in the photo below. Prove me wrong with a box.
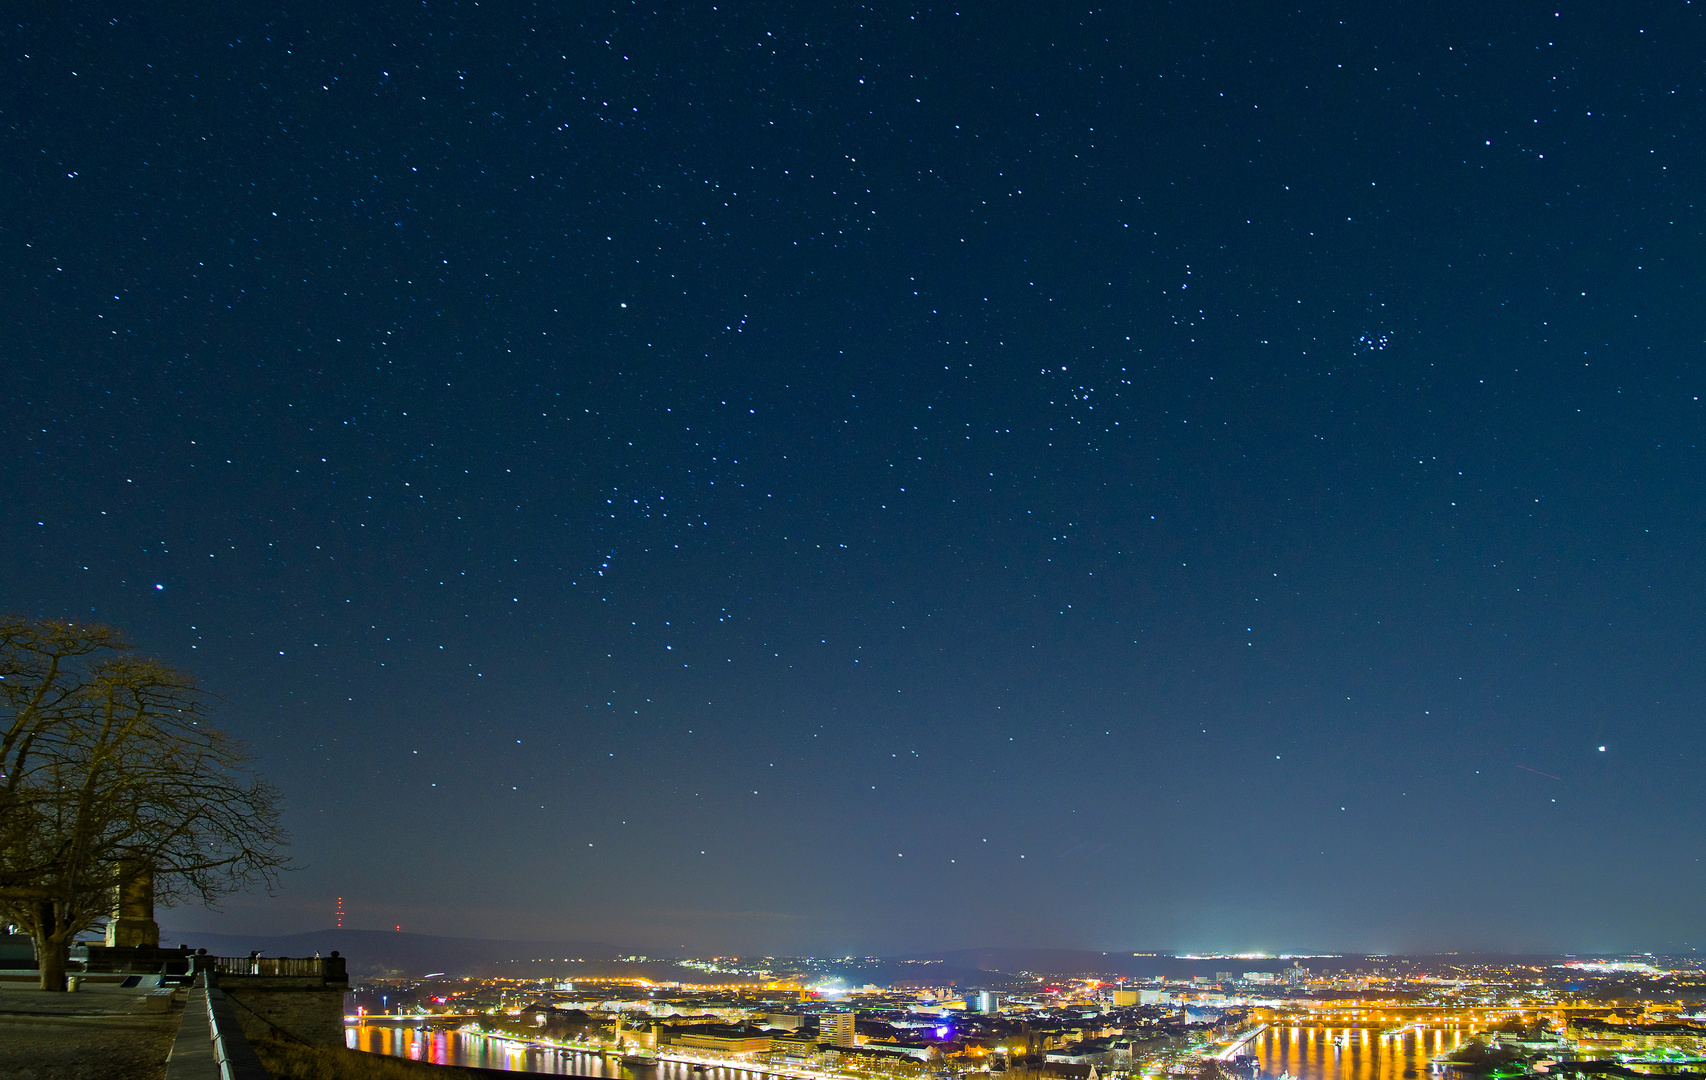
[3,3,1703,956]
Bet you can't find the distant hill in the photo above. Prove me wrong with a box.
[160,928,625,979]
[159,931,1585,984]
[781,950,1326,989]
[907,948,1347,980]
[914,949,1579,979]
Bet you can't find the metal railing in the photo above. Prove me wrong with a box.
[205,982,270,1080]
[164,978,267,1080]
[208,955,339,977]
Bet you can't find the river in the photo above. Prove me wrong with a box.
[348,1023,818,1079]
[1249,1025,1473,1080]
[349,1021,1475,1080]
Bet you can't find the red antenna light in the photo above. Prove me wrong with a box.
[335,897,345,929]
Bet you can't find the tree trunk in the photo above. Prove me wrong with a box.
[37,938,67,992]
[32,899,66,992]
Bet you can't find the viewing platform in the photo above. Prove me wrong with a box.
[0,946,354,1079]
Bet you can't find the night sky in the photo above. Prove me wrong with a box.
[4,2,1704,958]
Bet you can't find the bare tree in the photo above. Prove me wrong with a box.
[0,618,289,990]
[0,619,128,890]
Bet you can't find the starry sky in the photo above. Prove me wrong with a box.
[4,2,1704,958]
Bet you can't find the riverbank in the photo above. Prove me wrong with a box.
[259,1036,615,1080]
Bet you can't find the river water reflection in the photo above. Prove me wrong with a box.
[349,1022,803,1079]
[1249,1026,1470,1080]
[351,1022,1474,1080]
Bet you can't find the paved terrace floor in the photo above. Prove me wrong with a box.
[0,981,177,1080]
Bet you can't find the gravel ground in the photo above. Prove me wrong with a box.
[0,984,177,1080]
[0,1019,176,1080]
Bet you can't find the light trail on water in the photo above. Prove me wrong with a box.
[1250,1026,1469,1080]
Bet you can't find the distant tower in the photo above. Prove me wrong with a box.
[335,897,345,929]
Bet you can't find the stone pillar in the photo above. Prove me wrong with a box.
[104,862,159,948]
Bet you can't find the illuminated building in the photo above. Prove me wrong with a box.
[822,1010,858,1047]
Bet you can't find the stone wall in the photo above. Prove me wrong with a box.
[216,977,348,1048]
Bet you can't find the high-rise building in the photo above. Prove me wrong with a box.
[973,991,1002,1013]
[820,1011,857,1047]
